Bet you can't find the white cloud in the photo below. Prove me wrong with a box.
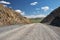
[9,7,12,8]
[3,5,7,7]
[15,10,46,18]
[0,1,11,4]
[25,14,46,18]
[30,2,38,6]
[41,6,49,11]
[15,10,25,16]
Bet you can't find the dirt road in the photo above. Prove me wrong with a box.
[0,23,60,40]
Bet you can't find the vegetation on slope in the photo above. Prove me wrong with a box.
[29,18,44,23]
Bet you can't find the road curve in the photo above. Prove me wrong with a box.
[0,23,60,40]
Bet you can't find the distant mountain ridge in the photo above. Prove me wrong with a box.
[0,4,31,26]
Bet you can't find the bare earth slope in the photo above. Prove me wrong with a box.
[0,23,60,40]
[0,4,30,26]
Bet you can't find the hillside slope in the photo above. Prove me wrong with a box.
[0,4,31,26]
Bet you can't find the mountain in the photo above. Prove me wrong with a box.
[41,7,60,26]
[0,4,31,26]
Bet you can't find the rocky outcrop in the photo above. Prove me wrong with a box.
[0,4,31,26]
[41,7,60,26]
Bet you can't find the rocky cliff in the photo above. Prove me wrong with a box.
[0,4,31,26]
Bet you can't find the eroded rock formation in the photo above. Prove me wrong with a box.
[0,4,31,26]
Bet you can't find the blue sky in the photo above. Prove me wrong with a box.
[0,0,60,18]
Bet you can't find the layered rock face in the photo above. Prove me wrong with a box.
[0,4,31,26]
[41,7,60,26]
